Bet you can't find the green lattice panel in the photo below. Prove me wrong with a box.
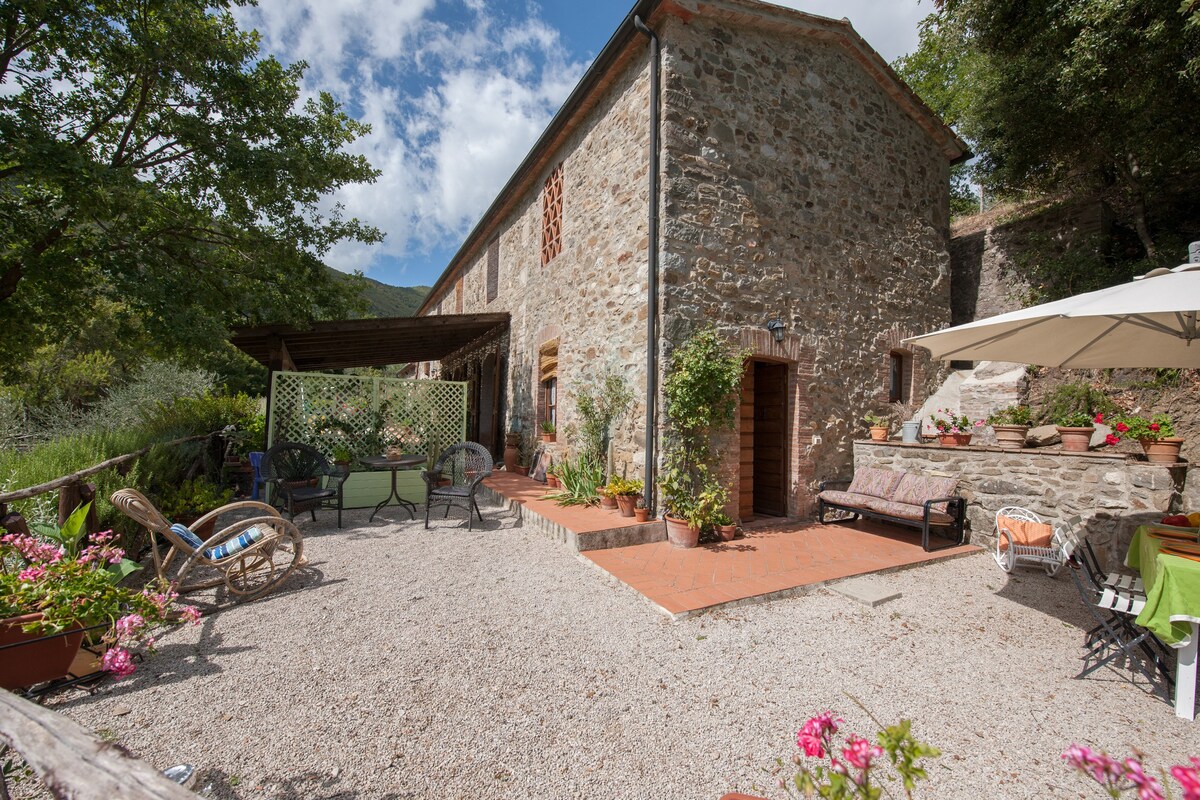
[268,372,466,507]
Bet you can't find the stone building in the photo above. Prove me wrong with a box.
[418,0,968,520]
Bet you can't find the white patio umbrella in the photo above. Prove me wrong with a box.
[904,264,1200,368]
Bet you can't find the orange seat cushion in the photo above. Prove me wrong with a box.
[997,515,1053,550]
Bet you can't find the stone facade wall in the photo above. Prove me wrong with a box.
[658,14,954,516]
[950,199,1112,327]
[854,441,1186,571]
[428,56,654,479]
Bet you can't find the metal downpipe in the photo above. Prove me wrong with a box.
[634,14,660,513]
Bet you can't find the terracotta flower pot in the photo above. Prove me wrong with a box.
[664,515,699,548]
[1057,426,1095,452]
[504,432,521,472]
[541,432,556,443]
[0,613,85,691]
[614,494,638,517]
[869,426,889,442]
[717,523,738,542]
[546,475,560,489]
[634,508,650,523]
[514,465,529,476]
[1141,437,1184,464]
[937,432,972,447]
[992,424,1029,450]
[598,492,618,510]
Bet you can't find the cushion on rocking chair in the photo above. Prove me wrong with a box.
[997,516,1053,550]
[203,526,265,561]
[170,523,205,550]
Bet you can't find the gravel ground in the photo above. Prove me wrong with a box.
[23,502,1200,799]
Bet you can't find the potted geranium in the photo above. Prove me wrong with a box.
[987,405,1034,450]
[605,477,643,517]
[1055,411,1099,452]
[929,408,982,446]
[0,503,199,690]
[1110,413,1183,463]
[863,413,890,442]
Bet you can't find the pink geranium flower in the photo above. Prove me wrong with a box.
[843,735,884,773]
[179,606,202,625]
[1171,759,1200,800]
[796,712,841,758]
[101,647,136,678]
[114,613,146,642]
[17,565,46,582]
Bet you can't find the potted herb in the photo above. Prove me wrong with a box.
[596,484,618,510]
[1110,413,1183,463]
[331,444,353,467]
[987,405,1034,450]
[713,511,738,542]
[546,464,560,490]
[605,477,643,517]
[1055,411,1099,452]
[929,408,982,446]
[634,497,650,523]
[540,420,557,443]
[863,413,890,442]
[0,503,198,690]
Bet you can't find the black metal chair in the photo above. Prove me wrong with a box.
[422,442,493,530]
[262,442,348,528]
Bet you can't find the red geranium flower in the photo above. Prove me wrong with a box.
[1094,412,1105,424]
[1150,423,1161,432]
[1116,422,1129,433]
[1105,434,1121,447]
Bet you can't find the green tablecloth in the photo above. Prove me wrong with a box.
[1126,526,1200,647]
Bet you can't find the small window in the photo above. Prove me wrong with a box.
[486,237,499,303]
[540,163,563,266]
[888,351,909,403]
[538,340,559,429]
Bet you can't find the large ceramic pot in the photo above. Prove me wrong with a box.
[0,613,85,691]
[1057,426,1095,452]
[992,424,1030,450]
[614,494,639,517]
[664,515,699,548]
[503,432,521,472]
[937,433,972,447]
[1141,437,1184,464]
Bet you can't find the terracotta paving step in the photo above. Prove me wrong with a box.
[584,520,980,618]
[483,472,648,533]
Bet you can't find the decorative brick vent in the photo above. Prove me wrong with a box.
[540,163,563,266]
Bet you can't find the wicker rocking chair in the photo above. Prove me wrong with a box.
[422,442,493,530]
[111,489,304,602]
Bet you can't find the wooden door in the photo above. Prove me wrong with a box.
[752,361,788,516]
[738,364,755,520]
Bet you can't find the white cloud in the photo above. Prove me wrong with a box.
[236,0,587,278]
[771,0,931,63]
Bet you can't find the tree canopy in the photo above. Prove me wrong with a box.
[896,0,1200,257]
[0,0,382,376]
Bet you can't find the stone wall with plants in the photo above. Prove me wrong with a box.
[853,441,1186,570]
[657,13,955,514]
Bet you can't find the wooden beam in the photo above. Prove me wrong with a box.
[0,690,197,799]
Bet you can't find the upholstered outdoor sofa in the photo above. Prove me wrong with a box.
[817,467,966,552]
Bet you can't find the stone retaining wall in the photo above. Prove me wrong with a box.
[853,441,1187,570]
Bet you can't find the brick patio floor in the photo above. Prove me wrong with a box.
[584,520,980,617]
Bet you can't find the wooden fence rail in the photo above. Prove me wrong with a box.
[0,690,195,799]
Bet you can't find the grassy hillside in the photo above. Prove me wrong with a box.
[327,267,429,318]
[360,275,429,317]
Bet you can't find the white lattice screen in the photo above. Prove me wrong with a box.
[268,372,467,462]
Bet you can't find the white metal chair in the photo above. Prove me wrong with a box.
[993,506,1067,575]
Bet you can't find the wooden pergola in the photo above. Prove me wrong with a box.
[231,313,510,452]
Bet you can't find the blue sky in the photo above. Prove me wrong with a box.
[235,0,934,288]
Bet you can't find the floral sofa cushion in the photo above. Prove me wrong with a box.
[891,474,958,513]
[847,468,904,499]
[859,496,955,526]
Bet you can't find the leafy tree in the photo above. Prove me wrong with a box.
[899,0,1200,257]
[0,0,382,373]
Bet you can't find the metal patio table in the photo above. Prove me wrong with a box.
[358,455,425,522]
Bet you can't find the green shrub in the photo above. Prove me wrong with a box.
[1038,382,1119,427]
[571,373,633,466]
[547,457,605,506]
[987,405,1034,426]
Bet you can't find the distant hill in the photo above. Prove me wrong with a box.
[327,267,429,318]
[360,275,429,317]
